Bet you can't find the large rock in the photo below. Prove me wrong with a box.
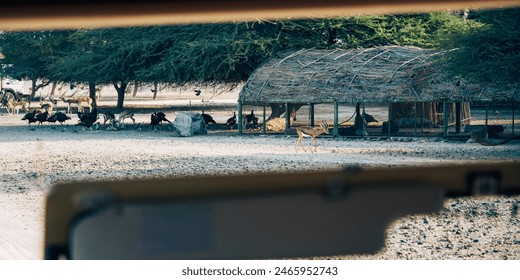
[172,112,207,137]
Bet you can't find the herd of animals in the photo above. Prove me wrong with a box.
[0,93,388,150]
[0,94,260,131]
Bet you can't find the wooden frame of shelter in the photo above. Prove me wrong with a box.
[237,46,519,137]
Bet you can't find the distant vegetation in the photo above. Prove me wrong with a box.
[1,8,517,108]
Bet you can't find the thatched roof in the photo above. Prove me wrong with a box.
[239,46,518,105]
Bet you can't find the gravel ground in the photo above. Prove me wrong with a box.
[0,111,519,260]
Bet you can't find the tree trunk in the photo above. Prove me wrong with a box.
[49,82,57,96]
[268,103,304,120]
[269,104,286,119]
[152,82,158,100]
[30,79,37,101]
[114,81,128,110]
[132,81,139,97]
[88,81,97,108]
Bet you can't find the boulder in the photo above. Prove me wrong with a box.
[172,112,207,137]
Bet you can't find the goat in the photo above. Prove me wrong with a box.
[243,110,259,128]
[150,112,171,129]
[35,111,49,125]
[22,110,38,124]
[225,112,237,129]
[77,107,98,128]
[48,112,71,125]
[201,111,217,125]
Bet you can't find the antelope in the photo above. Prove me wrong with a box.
[295,121,329,152]
[6,99,29,115]
[114,110,135,130]
[60,96,93,113]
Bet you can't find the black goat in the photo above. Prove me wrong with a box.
[48,112,71,125]
[150,112,171,128]
[201,111,216,125]
[22,110,38,124]
[226,112,237,128]
[77,107,98,128]
[35,111,48,125]
[244,110,259,127]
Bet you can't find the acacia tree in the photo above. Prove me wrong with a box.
[0,30,71,100]
[48,27,170,109]
[440,8,520,90]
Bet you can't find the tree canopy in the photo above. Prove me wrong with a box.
[1,10,510,108]
[440,8,520,90]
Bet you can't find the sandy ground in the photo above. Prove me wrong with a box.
[0,90,519,260]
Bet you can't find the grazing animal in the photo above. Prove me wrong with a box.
[295,121,329,152]
[103,111,116,126]
[77,107,98,128]
[150,112,171,128]
[226,112,237,129]
[22,110,38,124]
[201,111,217,125]
[35,111,49,124]
[48,112,71,125]
[112,110,136,130]
[244,110,259,127]
[103,110,135,130]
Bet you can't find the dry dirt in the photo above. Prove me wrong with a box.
[0,90,519,260]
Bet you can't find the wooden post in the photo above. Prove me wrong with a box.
[443,101,449,138]
[334,100,339,137]
[512,102,515,136]
[238,101,243,134]
[262,105,266,134]
[455,102,461,133]
[309,103,315,127]
[285,103,291,135]
[414,102,417,137]
[387,103,392,137]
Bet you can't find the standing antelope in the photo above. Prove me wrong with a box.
[6,99,29,115]
[60,96,93,113]
[295,121,330,152]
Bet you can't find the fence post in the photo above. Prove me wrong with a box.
[285,103,291,136]
[309,103,315,127]
[237,101,243,134]
[334,100,339,137]
[443,101,449,138]
[262,105,266,134]
[455,102,461,133]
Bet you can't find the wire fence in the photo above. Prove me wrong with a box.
[240,102,519,139]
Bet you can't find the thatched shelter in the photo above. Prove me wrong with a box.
[240,46,458,105]
[240,45,517,104]
[238,46,518,137]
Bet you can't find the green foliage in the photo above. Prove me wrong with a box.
[440,8,520,87]
[0,11,476,106]
[0,30,71,81]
